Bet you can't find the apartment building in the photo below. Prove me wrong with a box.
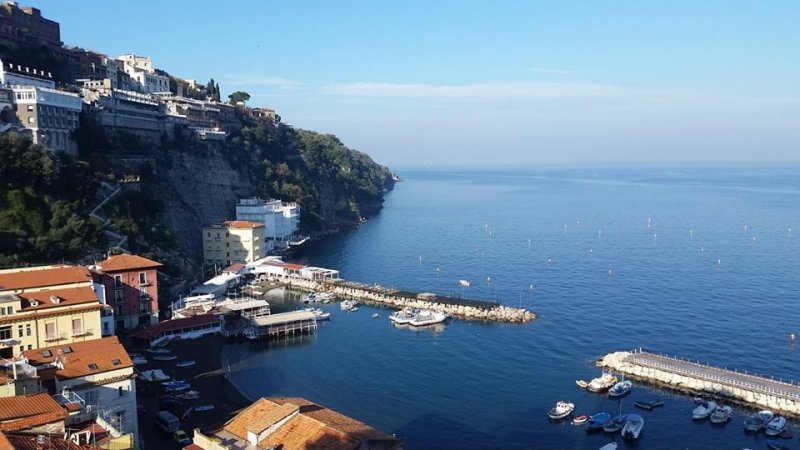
[92,254,161,331]
[236,197,300,248]
[203,220,266,267]
[117,54,169,94]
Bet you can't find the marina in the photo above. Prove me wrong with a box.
[241,310,317,340]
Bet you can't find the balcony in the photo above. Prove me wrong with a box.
[44,332,68,342]
[71,328,93,337]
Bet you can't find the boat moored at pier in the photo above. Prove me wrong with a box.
[548,401,575,420]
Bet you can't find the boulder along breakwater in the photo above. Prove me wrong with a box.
[275,275,536,323]
[599,349,800,417]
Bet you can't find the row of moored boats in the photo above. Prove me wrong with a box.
[389,307,448,327]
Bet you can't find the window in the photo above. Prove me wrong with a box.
[27,116,34,124]
[118,386,124,396]
[27,345,31,350]
[83,390,97,405]
[19,345,23,354]
[62,346,72,354]
[0,326,12,340]
[0,307,5,315]
[42,350,52,357]
[88,363,98,370]
[139,287,148,299]
[45,323,55,340]
[7,306,11,314]
[26,324,31,336]
[139,272,146,285]
[17,325,22,338]
[114,289,123,302]
[27,104,33,111]
[114,275,122,288]
[112,358,121,366]
[72,318,82,335]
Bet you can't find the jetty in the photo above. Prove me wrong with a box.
[599,349,800,417]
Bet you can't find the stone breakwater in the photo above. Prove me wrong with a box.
[599,350,800,417]
[279,276,535,323]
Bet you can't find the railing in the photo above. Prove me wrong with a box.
[54,389,85,407]
[71,328,93,337]
[44,332,67,342]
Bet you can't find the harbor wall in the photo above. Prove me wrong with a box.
[272,276,535,323]
[599,351,800,417]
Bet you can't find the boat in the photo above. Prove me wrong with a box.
[766,415,787,436]
[153,355,177,361]
[303,307,331,321]
[409,310,448,327]
[586,412,611,431]
[767,442,790,450]
[147,347,171,354]
[634,399,664,410]
[340,299,358,311]
[603,414,628,433]
[622,414,644,440]
[389,308,416,325]
[598,443,617,450]
[547,401,575,420]
[316,292,335,302]
[709,405,732,424]
[164,382,191,393]
[459,279,470,287]
[692,400,717,420]
[576,380,588,389]
[743,410,774,431]
[195,404,215,412]
[176,390,200,400]
[587,372,617,393]
[371,313,380,319]
[176,360,196,368]
[572,415,588,425]
[162,380,188,388]
[139,369,170,382]
[131,356,148,365]
[608,380,632,398]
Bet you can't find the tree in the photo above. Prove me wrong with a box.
[228,91,251,105]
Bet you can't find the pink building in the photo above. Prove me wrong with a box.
[93,254,161,331]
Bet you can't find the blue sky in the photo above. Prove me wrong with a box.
[31,1,800,166]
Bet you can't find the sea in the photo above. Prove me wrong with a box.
[222,164,800,449]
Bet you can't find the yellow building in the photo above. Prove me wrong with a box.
[0,265,104,359]
[203,220,266,266]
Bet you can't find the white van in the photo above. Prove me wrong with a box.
[155,410,180,433]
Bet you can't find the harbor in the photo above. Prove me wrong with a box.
[599,349,800,417]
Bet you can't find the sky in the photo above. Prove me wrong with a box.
[30,0,800,166]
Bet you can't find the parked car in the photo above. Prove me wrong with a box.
[173,429,192,446]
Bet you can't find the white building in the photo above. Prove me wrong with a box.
[117,54,170,94]
[236,197,301,248]
[0,60,54,88]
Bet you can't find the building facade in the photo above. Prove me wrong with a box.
[236,197,300,247]
[81,88,165,141]
[0,265,106,359]
[117,54,169,94]
[203,220,266,267]
[0,2,62,49]
[11,85,81,153]
[92,254,161,331]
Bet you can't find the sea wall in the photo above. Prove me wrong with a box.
[278,277,535,323]
[599,351,800,417]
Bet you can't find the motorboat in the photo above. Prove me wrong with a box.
[743,410,773,431]
[176,360,196,368]
[340,299,359,310]
[304,307,330,321]
[586,412,611,432]
[316,292,335,302]
[587,372,617,393]
[409,310,448,327]
[709,405,732,424]
[371,313,380,319]
[390,308,416,325]
[147,347,171,354]
[572,415,588,425]
[459,279,470,287]
[603,414,628,433]
[598,443,617,450]
[622,414,644,440]
[162,380,188,388]
[634,399,664,410]
[767,442,790,450]
[608,380,632,398]
[176,390,200,400]
[692,400,716,420]
[153,354,177,361]
[575,380,588,389]
[195,404,215,412]
[766,415,787,436]
[131,356,148,365]
[165,382,191,393]
[139,369,170,382]
[548,401,575,420]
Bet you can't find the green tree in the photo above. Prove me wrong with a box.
[228,91,251,105]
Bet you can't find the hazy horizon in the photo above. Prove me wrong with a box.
[33,0,800,166]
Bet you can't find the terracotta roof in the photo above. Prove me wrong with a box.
[222,263,246,273]
[17,286,99,312]
[0,304,104,326]
[0,265,92,292]
[0,393,67,432]
[97,254,162,273]
[130,314,220,341]
[23,336,132,380]
[223,220,264,229]
[0,431,91,449]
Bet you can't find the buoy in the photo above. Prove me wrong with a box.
[486,275,491,284]
[791,333,796,342]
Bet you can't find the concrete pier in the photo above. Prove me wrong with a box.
[264,275,535,323]
[599,349,800,417]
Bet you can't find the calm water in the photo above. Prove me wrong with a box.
[223,165,800,449]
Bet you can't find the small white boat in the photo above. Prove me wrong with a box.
[766,415,787,436]
[599,443,618,450]
[153,355,177,362]
[316,292,335,301]
[459,279,470,287]
[389,308,415,325]
[709,405,732,424]
[575,380,588,389]
[304,307,331,321]
[131,356,148,365]
[176,390,200,400]
[622,414,644,440]
[409,310,448,327]
[195,404,215,412]
[139,369,170,382]
[147,347,171,354]
[548,401,575,420]
[371,313,380,319]
[587,372,617,393]
[692,401,717,420]
[340,299,359,311]
[176,360,196,368]
[744,410,774,431]
[608,380,632,398]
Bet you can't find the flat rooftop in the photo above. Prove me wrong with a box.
[251,311,315,326]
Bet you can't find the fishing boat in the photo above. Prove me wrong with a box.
[459,279,470,287]
[153,354,177,361]
[598,443,617,450]
[573,415,588,425]
[634,399,663,410]
[548,401,575,420]
[195,404,215,412]
[709,405,732,424]
[622,414,644,440]
[766,415,787,436]
[176,360,196,368]
[303,307,331,321]
[608,380,632,398]
[586,412,611,432]
[340,299,358,311]
[389,308,416,325]
[692,400,716,420]
[147,347,171,354]
[743,410,773,431]
[767,442,790,450]
[603,414,628,433]
[409,310,448,327]
[575,380,588,389]
[587,372,617,393]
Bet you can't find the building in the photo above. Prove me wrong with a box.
[117,54,169,94]
[0,2,62,49]
[81,88,165,141]
[92,254,161,331]
[203,221,266,267]
[0,392,66,433]
[24,336,138,446]
[0,265,108,359]
[235,198,300,248]
[0,431,100,450]
[191,397,403,450]
[0,59,54,88]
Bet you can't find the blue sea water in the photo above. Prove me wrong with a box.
[223,164,800,449]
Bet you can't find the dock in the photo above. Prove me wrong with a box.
[241,310,317,340]
[599,349,800,416]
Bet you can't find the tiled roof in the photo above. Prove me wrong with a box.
[18,286,99,312]
[0,265,92,292]
[0,431,90,449]
[223,220,264,229]
[0,303,104,327]
[0,393,67,432]
[23,336,132,380]
[222,263,246,273]
[97,254,162,273]
[130,314,220,340]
